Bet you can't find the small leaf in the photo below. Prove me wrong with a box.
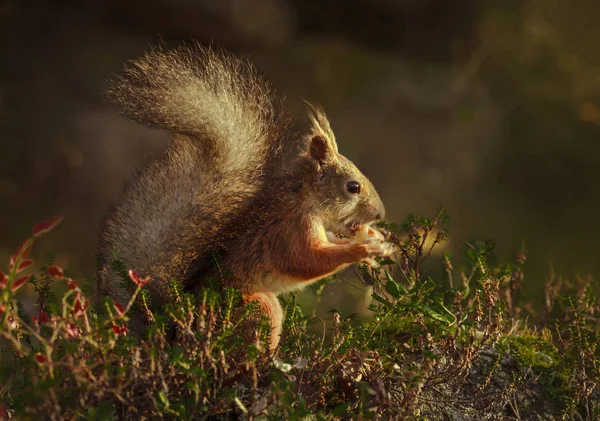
[32,215,64,236]
[273,356,292,373]
[386,270,407,294]
[380,257,396,266]
[39,310,49,324]
[11,275,29,292]
[158,391,169,408]
[17,259,34,272]
[66,322,80,337]
[233,397,248,414]
[385,279,401,299]
[430,297,456,324]
[171,403,187,417]
[73,298,89,318]
[423,349,438,360]
[114,302,126,317]
[171,345,184,361]
[421,278,436,294]
[34,353,48,364]
[14,239,33,259]
[371,292,393,309]
[67,279,79,290]
[112,324,128,336]
[421,305,451,325]
[128,269,150,288]
[331,403,350,416]
[47,265,64,278]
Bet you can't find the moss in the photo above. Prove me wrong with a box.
[504,334,557,369]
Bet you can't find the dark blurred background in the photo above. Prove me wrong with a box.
[2,0,600,311]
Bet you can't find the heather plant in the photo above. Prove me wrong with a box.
[1,209,599,420]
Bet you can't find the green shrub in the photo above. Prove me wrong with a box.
[1,208,599,420]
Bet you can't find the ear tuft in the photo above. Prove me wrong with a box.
[309,135,329,164]
[306,101,338,153]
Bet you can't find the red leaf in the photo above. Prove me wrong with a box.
[66,322,80,337]
[128,269,142,285]
[39,310,49,324]
[32,215,64,236]
[112,324,129,336]
[128,269,150,288]
[0,304,5,317]
[14,239,33,259]
[0,272,7,289]
[34,353,48,364]
[11,275,29,292]
[114,302,126,317]
[33,310,49,326]
[20,243,33,260]
[47,265,64,278]
[67,279,79,290]
[17,259,34,272]
[73,298,89,318]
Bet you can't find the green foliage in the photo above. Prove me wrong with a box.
[1,210,600,419]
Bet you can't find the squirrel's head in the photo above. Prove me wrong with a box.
[301,103,385,236]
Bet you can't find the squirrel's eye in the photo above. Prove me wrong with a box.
[346,181,361,194]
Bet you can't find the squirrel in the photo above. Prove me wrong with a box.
[97,44,393,351]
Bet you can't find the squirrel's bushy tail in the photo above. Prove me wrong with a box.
[108,44,288,172]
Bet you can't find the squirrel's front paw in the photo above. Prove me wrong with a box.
[350,225,394,266]
[357,241,394,268]
[362,240,394,256]
[353,224,386,243]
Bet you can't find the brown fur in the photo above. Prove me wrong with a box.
[97,44,390,351]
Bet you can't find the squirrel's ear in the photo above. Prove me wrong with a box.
[309,135,332,164]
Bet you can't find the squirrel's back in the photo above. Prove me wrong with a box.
[97,45,291,309]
